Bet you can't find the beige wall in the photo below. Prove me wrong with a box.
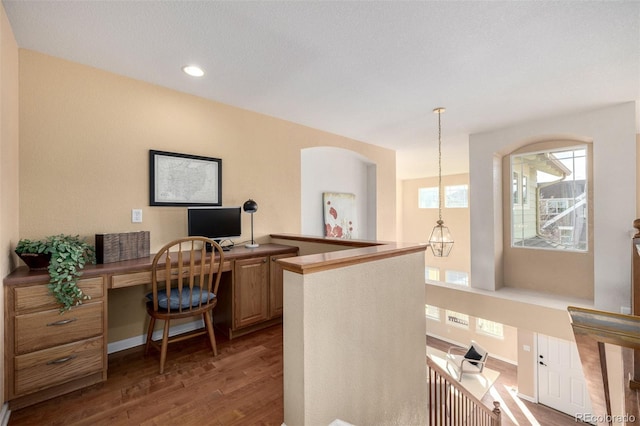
[516,329,536,399]
[0,3,19,405]
[17,50,396,343]
[401,173,470,276]
[284,251,427,425]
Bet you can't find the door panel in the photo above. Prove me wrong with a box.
[234,257,269,329]
[538,334,593,420]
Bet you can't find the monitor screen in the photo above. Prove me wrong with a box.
[187,206,242,241]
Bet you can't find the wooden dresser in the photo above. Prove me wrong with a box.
[4,243,297,409]
[4,276,107,410]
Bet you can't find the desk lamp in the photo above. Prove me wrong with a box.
[243,199,259,248]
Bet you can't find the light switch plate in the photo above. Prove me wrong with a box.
[132,209,143,223]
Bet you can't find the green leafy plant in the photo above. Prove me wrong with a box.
[15,234,96,312]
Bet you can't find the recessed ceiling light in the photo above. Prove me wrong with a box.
[182,65,204,77]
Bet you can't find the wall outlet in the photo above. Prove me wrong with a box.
[131,209,143,223]
[523,345,531,352]
[620,306,631,315]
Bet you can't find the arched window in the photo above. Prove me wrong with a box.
[502,140,593,299]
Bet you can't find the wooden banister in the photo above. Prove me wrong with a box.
[632,219,640,384]
[427,356,501,425]
[568,306,640,425]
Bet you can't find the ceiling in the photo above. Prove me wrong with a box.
[3,1,639,179]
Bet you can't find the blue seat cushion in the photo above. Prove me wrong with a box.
[146,286,215,310]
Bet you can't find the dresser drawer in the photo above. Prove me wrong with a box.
[15,301,104,354]
[14,277,104,312]
[14,336,104,396]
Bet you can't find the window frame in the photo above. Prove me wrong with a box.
[510,144,588,253]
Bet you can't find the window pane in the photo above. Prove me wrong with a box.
[419,187,438,209]
[425,305,440,320]
[445,185,468,208]
[425,266,439,281]
[445,310,469,328]
[511,146,588,251]
[445,270,469,286]
[476,317,504,338]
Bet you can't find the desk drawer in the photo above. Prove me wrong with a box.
[14,277,104,312]
[15,301,104,354]
[111,271,151,288]
[14,336,104,396]
[110,261,230,288]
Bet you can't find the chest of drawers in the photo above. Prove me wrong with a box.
[5,276,107,409]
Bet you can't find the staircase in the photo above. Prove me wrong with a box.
[427,356,502,425]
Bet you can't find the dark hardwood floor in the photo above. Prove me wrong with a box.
[9,326,579,425]
[9,326,284,426]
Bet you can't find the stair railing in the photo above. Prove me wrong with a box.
[427,355,501,425]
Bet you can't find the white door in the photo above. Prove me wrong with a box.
[537,334,593,420]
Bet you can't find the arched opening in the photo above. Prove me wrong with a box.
[300,147,377,240]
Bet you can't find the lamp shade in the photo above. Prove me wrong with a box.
[428,220,454,257]
[243,199,258,213]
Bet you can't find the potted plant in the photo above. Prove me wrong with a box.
[15,234,96,312]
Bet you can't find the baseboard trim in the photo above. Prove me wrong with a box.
[107,319,204,354]
[0,403,11,426]
[426,332,518,366]
[517,392,537,403]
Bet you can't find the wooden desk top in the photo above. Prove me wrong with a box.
[4,243,299,287]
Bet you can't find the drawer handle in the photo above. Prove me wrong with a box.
[47,318,78,326]
[47,355,77,365]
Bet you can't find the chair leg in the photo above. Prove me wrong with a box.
[159,319,170,374]
[145,316,156,355]
[204,311,217,357]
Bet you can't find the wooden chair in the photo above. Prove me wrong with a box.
[145,237,224,374]
[445,340,489,381]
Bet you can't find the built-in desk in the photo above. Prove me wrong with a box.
[3,243,298,409]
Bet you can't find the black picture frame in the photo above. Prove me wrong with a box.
[149,150,222,206]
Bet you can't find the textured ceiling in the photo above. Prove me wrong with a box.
[3,1,639,179]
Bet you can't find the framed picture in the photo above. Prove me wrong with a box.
[323,192,356,239]
[149,150,222,206]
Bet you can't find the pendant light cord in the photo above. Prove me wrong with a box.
[437,109,442,223]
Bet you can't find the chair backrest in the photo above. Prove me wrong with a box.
[149,237,225,313]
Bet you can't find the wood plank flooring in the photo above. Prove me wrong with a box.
[9,326,580,425]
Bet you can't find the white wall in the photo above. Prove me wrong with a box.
[469,102,637,312]
[301,147,377,240]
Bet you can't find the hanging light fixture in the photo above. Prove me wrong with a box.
[428,107,454,257]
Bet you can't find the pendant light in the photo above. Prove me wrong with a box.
[428,107,454,257]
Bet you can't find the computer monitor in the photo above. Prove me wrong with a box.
[187,206,242,244]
